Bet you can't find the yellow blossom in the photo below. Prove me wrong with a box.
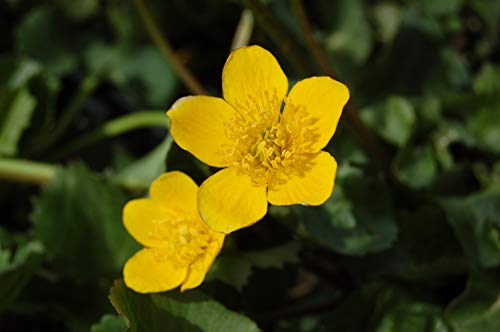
[122,171,224,293]
[167,45,349,234]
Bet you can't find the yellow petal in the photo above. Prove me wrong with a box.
[123,248,188,293]
[181,237,224,291]
[150,171,198,216]
[123,198,176,247]
[167,96,235,167]
[268,151,337,206]
[198,167,268,234]
[283,76,349,152]
[222,45,288,115]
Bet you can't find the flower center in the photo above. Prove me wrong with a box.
[224,93,316,186]
[148,216,211,266]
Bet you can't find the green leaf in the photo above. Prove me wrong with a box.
[115,136,172,190]
[372,2,401,43]
[399,5,443,38]
[437,94,500,156]
[208,256,253,293]
[439,48,470,89]
[394,146,438,189]
[55,0,99,22]
[361,96,416,147]
[91,314,127,332]
[292,165,397,255]
[465,107,500,155]
[473,63,500,95]
[0,241,44,313]
[325,0,373,64]
[33,164,140,281]
[319,282,451,332]
[0,56,39,156]
[337,203,467,284]
[84,43,177,106]
[417,0,462,16]
[440,185,500,268]
[446,271,500,332]
[84,42,122,77]
[0,56,41,90]
[16,6,77,75]
[0,87,37,156]
[208,242,300,291]
[109,280,261,332]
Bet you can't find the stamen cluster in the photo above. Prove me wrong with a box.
[149,217,212,266]
[223,92,318,186]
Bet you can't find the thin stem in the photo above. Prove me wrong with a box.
[291,0,333,77]
[291,0,389,167]
[0,158,57,185]
[49,111,168,160]
[231,9,255,51]
[0,157,151,192]
[243,0,314,76]
[29,75,99,155]
[58,75,100,137]
[132,0,206,95]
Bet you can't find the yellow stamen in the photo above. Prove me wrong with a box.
[223,93,318,186]
[148,216,213,267]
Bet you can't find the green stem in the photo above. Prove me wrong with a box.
[291,0,333,77]
[231,9,255,51]
[291,0,389,168]
[132,0,206,95]
[48,111,168,160]
[242,0,314,76]
[0,158,57,185]
[0,158,151,192]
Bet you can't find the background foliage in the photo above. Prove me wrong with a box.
[1,0,500,331]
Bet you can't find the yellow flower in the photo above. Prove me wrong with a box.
[122,171,224,293]
[167,45,350,234]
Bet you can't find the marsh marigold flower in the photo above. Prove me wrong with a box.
[167,45,349,234]
[122,171,224,293]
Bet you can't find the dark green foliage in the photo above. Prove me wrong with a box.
[33,164,140,281]
[109,280,261,332]
[318,282,452,332]
[292,165,398,255]
[440,186,500,269]
[0,57,38,156]
[0,241,44,313]
[446,271,500,331]
[91,315,127,332]
[1,0,500,331]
